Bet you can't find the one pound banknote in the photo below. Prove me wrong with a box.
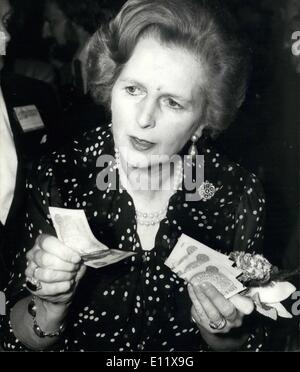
[49,207,136,268]
[165,234,246,299]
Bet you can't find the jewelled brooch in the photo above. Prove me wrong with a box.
[198,181,216,201]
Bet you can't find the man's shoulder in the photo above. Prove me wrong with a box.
[1,73,61,160]
[1,73,55,104]
[2,72,52,91]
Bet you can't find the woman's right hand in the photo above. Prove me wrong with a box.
[25,234,86,306]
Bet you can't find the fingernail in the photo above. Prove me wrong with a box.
[200,282,209,290]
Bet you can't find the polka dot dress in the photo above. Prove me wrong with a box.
[1,124,269,351]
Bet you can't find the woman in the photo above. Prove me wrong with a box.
[1,0,268,351]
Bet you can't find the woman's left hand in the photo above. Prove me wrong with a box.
[188,282,254,334]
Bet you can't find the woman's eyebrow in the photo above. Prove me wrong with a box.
[119,78,145,88]
[162,93,192,104]
[119,78,192,103]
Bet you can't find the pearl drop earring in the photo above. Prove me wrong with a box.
[188,134,199,158]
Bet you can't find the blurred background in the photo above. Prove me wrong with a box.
[2,0,299,351]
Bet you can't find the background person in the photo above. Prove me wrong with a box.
[41,0,113,139]
[0,0,60,290]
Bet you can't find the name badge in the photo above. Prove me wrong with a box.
[13,105,45,133]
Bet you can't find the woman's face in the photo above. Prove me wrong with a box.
[43,1,79,63]
[111,36,206,168]
[43,1,68,46]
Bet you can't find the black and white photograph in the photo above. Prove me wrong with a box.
[0,0,299,356]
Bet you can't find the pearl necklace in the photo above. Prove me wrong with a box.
[115,149,183,226]
[135,206,169,226]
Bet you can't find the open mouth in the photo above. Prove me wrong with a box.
[129,136,156,151]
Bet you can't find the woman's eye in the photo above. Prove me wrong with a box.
[166,98,183,110]
[125,86,142,96]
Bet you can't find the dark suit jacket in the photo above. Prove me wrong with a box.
[0,73,60,289]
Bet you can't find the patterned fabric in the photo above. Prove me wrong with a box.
[1,123,269,351]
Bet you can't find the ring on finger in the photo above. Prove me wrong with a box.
[26,276,42,292]
[209,317,227,330]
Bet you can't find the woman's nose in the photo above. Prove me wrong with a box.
[136,98,157,129]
